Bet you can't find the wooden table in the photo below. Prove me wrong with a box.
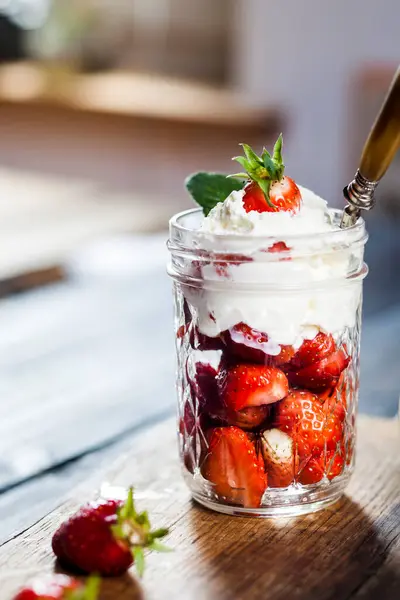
[1,414,398,600]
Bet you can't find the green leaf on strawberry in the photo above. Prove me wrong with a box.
[68,575,101,600]
[113,487,172,577]
[185,172,245,216]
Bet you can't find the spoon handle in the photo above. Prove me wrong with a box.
[341,66,400,228]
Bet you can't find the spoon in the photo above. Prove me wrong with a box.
[341,65,400,228]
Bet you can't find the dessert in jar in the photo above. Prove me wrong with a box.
[167,136,368,517]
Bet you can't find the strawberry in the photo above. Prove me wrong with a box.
[232,136,301,214]
[188,362,271,430]
[286,348,350,391]
[52,488,170,577]
[319,374,347,422]
[225,405,271,430]
[202,426,267,507]
[213,252,252,278]
[221,322,294,366]
[298,450,344,485]
[13,575,99,600]
[261,429,296,488]
[289,332,336,369]
[218,364,289,412]
[266,241,291,256]
[275,390,344,461]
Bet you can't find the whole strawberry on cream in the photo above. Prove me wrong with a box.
[185,135,362,349]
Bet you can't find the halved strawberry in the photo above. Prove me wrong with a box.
[225,405,271,430]
[298,450,344,485]
[289,332,336,369]
[287,348,350,391]
[261,428,296,488]
[221,322,294,366]
[232,136,302,214]
[202,426,267,507]
[218,364,289,412]
[319,373,347,422]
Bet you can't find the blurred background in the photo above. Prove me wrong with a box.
[0,0,399,539]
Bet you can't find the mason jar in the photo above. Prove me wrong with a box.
[167,207,368,517]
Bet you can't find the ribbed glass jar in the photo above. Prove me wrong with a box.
[168,208,368,517]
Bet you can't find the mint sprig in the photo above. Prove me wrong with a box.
[185,172,245,216]
[185,135,286,215]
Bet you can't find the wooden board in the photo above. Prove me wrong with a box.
[0,415,398,600]
[0,62,277,131]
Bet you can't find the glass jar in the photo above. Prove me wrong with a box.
[167,208,368,517]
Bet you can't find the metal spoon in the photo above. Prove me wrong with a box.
[341,65,400,228]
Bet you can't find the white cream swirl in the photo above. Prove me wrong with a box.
[183,186,364,347]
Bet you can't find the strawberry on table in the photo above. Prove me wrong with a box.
[202,426,267,507]
[221,322,294,366]
[261,429,296,488]
[52,488,170,577]
[232,135,302,214]
[13,575,99,600]
[218,364,289,412]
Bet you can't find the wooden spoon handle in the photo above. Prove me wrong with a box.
[359,65,400,182]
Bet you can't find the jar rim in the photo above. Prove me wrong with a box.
[169,207,367,248]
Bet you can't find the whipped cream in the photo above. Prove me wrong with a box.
[184,186,363,348]
[201,186,333,237]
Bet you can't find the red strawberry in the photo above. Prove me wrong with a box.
[289,332,336,369]
[232,136,302,214]
[322,395,346,422]
[202,426,267,507]
[319,374,347,422]
[261,429,296,488]
[298,450,344,485]
[13,575,99,600]
[287,348,350,391]
[242,176,301,214]
[52,488,169,577]
[213,252,252,278]
[225,405,271,430]
[218,364,289,412]
[221,322,295,366]
[267,241,290,253]
[274,390,326,458]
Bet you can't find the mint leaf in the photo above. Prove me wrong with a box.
[185,172,245,216]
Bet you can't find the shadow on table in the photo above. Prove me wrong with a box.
[54,562,144,599]
[187,496,400,600]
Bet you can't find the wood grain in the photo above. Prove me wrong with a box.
[0,415,398,600]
